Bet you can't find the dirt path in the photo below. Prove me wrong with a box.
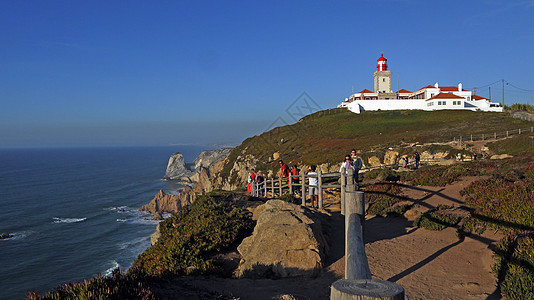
[156,177,503,299]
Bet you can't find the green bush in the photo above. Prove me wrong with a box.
[363,183,407,216]
[25,271,155,300]
[129,194,253,277]
[493,234,534,300]
[415,206,461,231]
[401,163,479,186]
[279,193,300,204]
[362,168,399,182]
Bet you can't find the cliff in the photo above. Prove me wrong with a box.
[139,187,195,215]
[163,152,192,180]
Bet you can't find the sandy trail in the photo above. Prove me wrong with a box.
[156,177,502,299]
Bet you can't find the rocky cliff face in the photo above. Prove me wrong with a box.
[236,200,327,278]
[163,152,193,180]
[139,187,195,215]
[193,148,233,171]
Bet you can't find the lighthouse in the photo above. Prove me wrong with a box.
[373,53,393,96]
[377,53,388,71]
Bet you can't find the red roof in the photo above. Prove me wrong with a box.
[472,95,488,101]
[418,85,436,91]
[377,53,387,62]
[359,89,373,94]
[397,89,412,93]
[440,86,465,92]
[426,93,464,101]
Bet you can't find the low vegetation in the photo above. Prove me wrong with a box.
[401,163,479,186]
[363,182,409,216]
[414,205,461,231]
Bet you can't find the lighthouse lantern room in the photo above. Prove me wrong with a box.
[373,53,393,95]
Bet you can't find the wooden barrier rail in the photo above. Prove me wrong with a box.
[331,190,405,300]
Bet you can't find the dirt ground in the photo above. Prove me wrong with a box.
[156,176,503,300]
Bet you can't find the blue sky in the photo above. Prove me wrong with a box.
[1,0,534,148]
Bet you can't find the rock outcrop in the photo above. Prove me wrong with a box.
[1,233,13,240]
[193,148,233,171]
[139,187,195,215]
[163,152,193,180]
[236,200,327,278]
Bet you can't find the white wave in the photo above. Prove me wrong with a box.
[103,260,121,277]
[116,218,127,222]
[53,217,87,224]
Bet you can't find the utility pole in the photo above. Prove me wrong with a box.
[473,87,477,96]
[502,79,505,107]
[489,87,491,100]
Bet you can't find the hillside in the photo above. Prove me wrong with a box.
[216,109,534,188]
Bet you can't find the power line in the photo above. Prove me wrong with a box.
[505,81,534,93]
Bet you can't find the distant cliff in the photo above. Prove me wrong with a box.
[163,152,192,180]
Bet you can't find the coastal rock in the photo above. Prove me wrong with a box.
[384,150,399,165]
[151,223,162,245]
[1,233,13,240]
[368,156,381,167]
[490,154,513,160]
[236,200,327,278]
[164,152,193,180]
[193,148,233,171]
[139,187,195,215]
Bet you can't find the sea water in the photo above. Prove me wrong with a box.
[0,146,206,299]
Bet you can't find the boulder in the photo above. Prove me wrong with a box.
[490,154,513,160]
[367,156,381,167]
[193,148,233,171]
[1,233,13,240]
[236,200,327,278]
[139,187,195,215]
[384,150,399,165]
[164,152,193,180]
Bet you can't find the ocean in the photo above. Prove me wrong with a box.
[0,146,206,299]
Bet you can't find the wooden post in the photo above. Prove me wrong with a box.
[301,171,306,206]
[341,168,346,215]
[519,128,522,134]
[318,171,323,209]
[271,179,274,198]
[289,176,293,195]
[344,191,370,280]
[470,134,473,142]
[331,279,404,300]
[494,132,497,139]
[253,181,256,197]
[482,134,484,140]
[278,177,282,196]
[507,130,509,137]
[531,127,533,133]
[329,190,404,300]
[263,179,267,197]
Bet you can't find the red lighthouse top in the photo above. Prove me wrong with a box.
[377,53,388,71]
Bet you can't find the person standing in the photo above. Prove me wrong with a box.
[350,149,363,188]
[256,170,265,196]
[290,165,300,194]
[414,152,421,169]
[308,165,319,208]
[279,160,290,179]
[247,169,256,194]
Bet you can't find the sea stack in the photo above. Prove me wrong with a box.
[163,152,193,180]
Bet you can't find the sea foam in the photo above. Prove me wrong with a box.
[52,217,87,224]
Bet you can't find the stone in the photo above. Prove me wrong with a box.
[368,156,382,167]
[164,152,193,180]
[384,150,399,165]
[139,187,195,215]
[490,154,513,160]
[1,233,13,240]
[236,200,327,278]
[273,152,280,160]
[192,148,233,171]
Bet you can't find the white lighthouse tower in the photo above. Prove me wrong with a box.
[373,53,393,98]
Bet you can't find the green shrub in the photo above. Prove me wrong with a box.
[279,193,300,204]
[401,163,479,186]
[415,206,461,230]
[362,168,399,182]
[363,183,407,216]
[129,194,253,277]
[25,271,156,300]
[487,135,534,156]
[493,234,534,300]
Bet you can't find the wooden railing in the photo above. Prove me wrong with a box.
[331,190,404,299]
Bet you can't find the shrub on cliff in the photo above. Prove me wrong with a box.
[129,193,254,277]
[25,270,156,300]
[493,234,534,300]
[401,163,479,186]
[363,183,409,216]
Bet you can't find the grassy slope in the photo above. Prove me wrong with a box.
[219,109,533,182]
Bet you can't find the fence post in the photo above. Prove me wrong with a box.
[289,176,293,195]
[278,177,282,196]
[263,179,267,197]
[301,171,306,206]
[330,191,405,300]
[344,191,368,279]
[519,128,522,135]
[253,181,256,197]
[507,130,509,137]
[531,127,533,133]
[341,168,346,215]
[470,134,473,141]
[482,134,484,140]
[494,132,497,139]
[271,179,274,198]
[318,171,323,209]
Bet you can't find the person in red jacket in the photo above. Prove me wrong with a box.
[279,160,290,179]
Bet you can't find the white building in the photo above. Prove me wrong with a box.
[338,54,503,114]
